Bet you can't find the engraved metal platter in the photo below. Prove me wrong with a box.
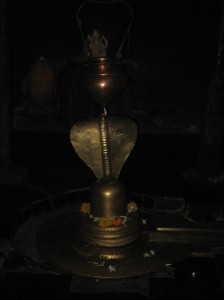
[13,189,224,280]
[13,192,193,279]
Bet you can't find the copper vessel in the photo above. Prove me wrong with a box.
[79,57,129,107]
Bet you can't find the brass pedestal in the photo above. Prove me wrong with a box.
[78,211,142,248]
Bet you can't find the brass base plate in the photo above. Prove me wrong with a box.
[14,204,191,279]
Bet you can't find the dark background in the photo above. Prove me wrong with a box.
[7,0,224,195]
[0,0,224,299]
[10,0,221,113]
[6,0,223,194]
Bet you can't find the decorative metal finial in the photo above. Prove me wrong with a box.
[86,30,108,58]
[76,0,134,60]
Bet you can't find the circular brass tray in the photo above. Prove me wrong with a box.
[13,203,191,279]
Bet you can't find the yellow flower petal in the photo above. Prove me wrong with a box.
[98,217,113,227]
[81,202,90,214]
[127,201,138,213]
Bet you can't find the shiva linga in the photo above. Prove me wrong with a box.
[70,56,142,252]
[69,0,143,252]
[70,87,142,250]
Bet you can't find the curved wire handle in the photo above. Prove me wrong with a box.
[76,0,135,59]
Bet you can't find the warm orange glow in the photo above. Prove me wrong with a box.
[99,81,106,88]
[100,65,105,71]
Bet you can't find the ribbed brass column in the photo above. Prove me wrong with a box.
[99,112,112,178]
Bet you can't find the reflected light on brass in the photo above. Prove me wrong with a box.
[99,81,106,87]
